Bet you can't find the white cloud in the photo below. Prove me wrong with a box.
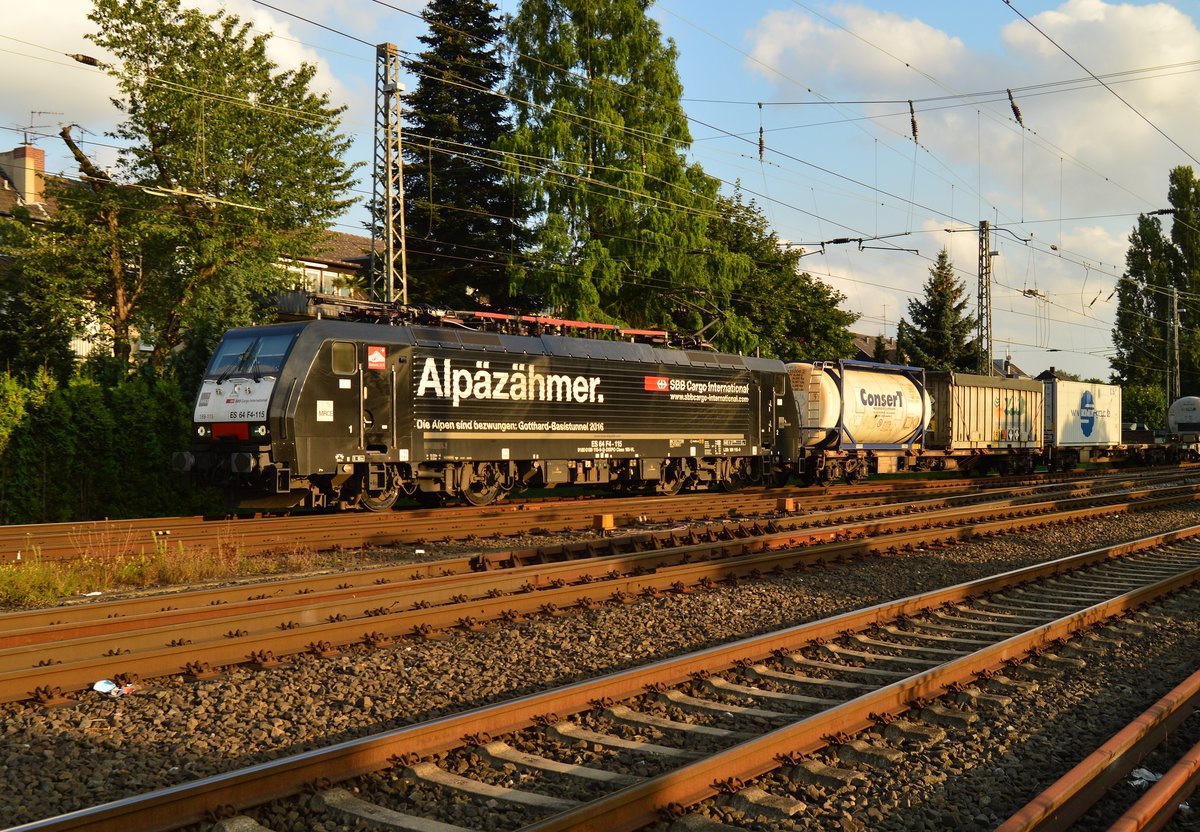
[743,0,1200,378]
[746,5,972,98]
[0,0,406,176]
[0,1,120,169]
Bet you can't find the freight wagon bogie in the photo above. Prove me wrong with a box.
[785,359,931,486]
[798,450,922,486]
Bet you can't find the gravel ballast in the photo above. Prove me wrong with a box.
[2,505,1200,828]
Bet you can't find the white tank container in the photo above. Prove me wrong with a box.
[786,362,928,447]
[1168,396,1200,437]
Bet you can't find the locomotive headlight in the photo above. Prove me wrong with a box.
[196,425,210,438]
[252,424,268,438]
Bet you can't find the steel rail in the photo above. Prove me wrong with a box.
[8,524,1200,832]
[1109,736,1200,831]
[995,667,1200,831]
[0,470,1168,563]
[471,480,1200,572]
[521,565,1200,831]
[0,472,1156,637]
[1,474,1170,642]
[4,488,1200,704]
[0,485,881,563]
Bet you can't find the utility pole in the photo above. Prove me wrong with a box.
[369,43,407,305]
[1171,286,1181,403]
[977,220,993,376]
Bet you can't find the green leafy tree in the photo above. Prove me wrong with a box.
[503,0,731,331]
[896,248,977,372]
[1,0,358,377]
[400,0,529,310]
[1112,167,1200,397]
[1122,382,1168,427]
[703,190,856,358]
[0,212,82,382]
[1112,215,1172,389]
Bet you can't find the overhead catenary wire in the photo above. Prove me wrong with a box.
[1002,0,1200,168]
[3,3,1185,373]
[4,5,1177,255]
[10,6,1155,276]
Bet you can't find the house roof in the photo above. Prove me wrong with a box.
[1034,366,1082,382]
[0,185,18,216]
[307,230,378,268]
[850,332,898,362]
[0,176,52,221]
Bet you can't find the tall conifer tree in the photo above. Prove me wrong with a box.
[401,0,528,309]
[896,248,977,372]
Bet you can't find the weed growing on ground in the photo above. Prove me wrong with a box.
[0,539,347,610]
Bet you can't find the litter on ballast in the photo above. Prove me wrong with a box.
[92,679,139,697]
[1129,768,1162,789]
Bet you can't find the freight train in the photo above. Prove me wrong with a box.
[172,310,1154,511]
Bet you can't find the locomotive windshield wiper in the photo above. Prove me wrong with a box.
[217,343,261,384]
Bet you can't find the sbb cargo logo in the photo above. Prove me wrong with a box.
[644,376,670,392]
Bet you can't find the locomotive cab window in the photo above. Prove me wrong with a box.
[205,331,296,380]
[332,342,357,375]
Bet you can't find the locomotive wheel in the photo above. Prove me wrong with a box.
[463,482,501,506]
[360,486,399,512]
[460,462,508,507]
[658,465,685,496]
[359,467,400,512]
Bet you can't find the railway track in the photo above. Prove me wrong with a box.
[11,525,1200,831]
[0,469,1171,564]
[998,663,1200,830]
[6,473,1200,706]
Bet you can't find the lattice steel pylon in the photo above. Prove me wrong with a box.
[1171,286,1181,403]
[977,220,993,376]
[369,43,407,305]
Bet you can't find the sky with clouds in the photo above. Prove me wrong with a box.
[4,0,1200,381]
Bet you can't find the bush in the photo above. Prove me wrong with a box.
[0,370,196,523]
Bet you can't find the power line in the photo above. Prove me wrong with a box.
[1,4,1163,372]
[1002,0,1200,167]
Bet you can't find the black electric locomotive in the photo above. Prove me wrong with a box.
[174,318,800,510]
